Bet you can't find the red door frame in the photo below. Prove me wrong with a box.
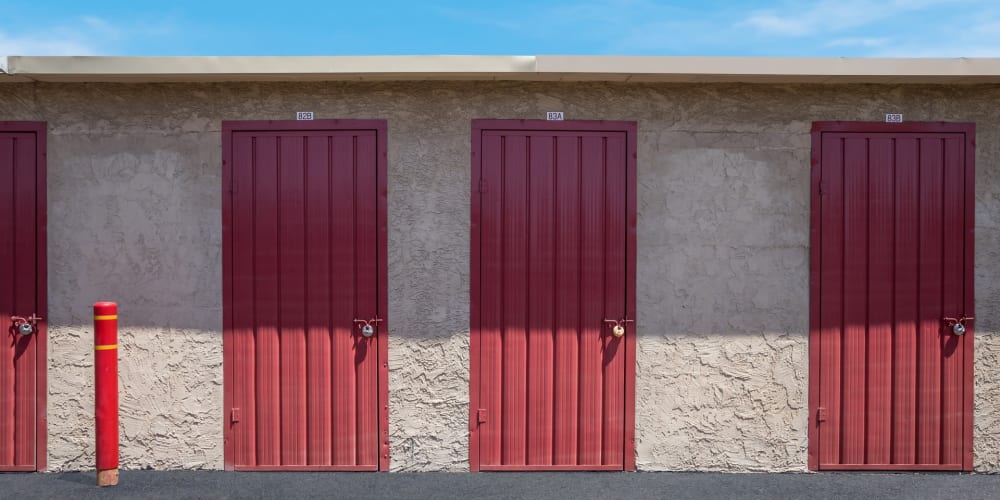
[221,119,389,471]
[808,121,976,471]
[0,121,47,472]
[469,119,638,471]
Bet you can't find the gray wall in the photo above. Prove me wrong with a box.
[0,81,997,471]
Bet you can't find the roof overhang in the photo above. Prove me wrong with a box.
[5,55,1000,84]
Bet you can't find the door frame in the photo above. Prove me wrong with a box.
[0,121,47,472]
[221,119,389,471]
[808,121,976,471]
[468,119,638,471]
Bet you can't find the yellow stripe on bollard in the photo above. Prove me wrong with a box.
[94,344,118,350]
[94,315,118,320]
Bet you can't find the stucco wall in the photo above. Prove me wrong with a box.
[0,81,997,472]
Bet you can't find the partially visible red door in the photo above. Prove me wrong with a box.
[810,122,975,471]
[223,120,388,471]
[470,120,637,471]
[0,122,47,472]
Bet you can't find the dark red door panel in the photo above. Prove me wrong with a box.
[809,122,975,471]
[223,121,388,471]
[470,121,637,471]
[0,123,46,472]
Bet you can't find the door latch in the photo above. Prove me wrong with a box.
[10,314,42,336]
[944,316,974,336]
[603,318,634,338]
[353,317,383,338]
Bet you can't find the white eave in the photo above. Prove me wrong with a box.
[4,55,1000,84]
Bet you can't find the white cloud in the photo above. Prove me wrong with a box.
[0,30,99,72]
[0,32,100,57]
[742,0,967,37]
[743,12,811,36]
[868,9,1000,56]
[0,16,112,66]
[824,37,891,48]
[421,0,999,56]
[437,0,728,54]
[0,14,174,65]
[80,15,123,40]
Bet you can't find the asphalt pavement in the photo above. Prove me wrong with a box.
[1,470,997,499]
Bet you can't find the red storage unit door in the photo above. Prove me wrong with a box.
[0,123,46,472]
[223,121,388,471]
[470,120,637,471]
[809,122,975,471]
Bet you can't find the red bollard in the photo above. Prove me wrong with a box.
[94,302,119,487]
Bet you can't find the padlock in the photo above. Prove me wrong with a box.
[361,324,375,337]
[17,322,33,335]
[944,316,973,336]
[612,324,625,338]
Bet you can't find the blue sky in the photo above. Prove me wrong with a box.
[1,0,998,60]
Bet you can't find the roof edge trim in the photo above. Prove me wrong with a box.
[6,55,1000,83]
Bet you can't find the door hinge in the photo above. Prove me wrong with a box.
[231,408,241,423]
[477,409,487,424]
[479,178,487,193]
[816,407,827,423]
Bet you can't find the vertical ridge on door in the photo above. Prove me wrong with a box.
[578,136,605,466]
[841,136,867,464]
[355,133,379,467]
[527,136,554,465]
[916,138,943,464]
[279,136,307,465]
[866,137,893,465]
[331,135,357,465]
[254,136,281,466]
[12,134,36,467]
[552,136,580,466]
[0,135,17,466]
[602,135,626,466]
[818,135,844,466]
[480,132,504,466]
[231,133,258,465]
[501,134,528,466]
[940,137,964,465]
[305,136,332,465]
[892,137,919,465]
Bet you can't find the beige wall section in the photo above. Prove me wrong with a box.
[0,82,997,471]
[634,127,811,470]
[47,134,223,470]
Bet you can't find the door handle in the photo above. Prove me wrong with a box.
[353,317,383,338]
[603,318,634,338]
[944,316,974,336]
[11,314,42,336]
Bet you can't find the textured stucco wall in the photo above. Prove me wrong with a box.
[0,81,997,472]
